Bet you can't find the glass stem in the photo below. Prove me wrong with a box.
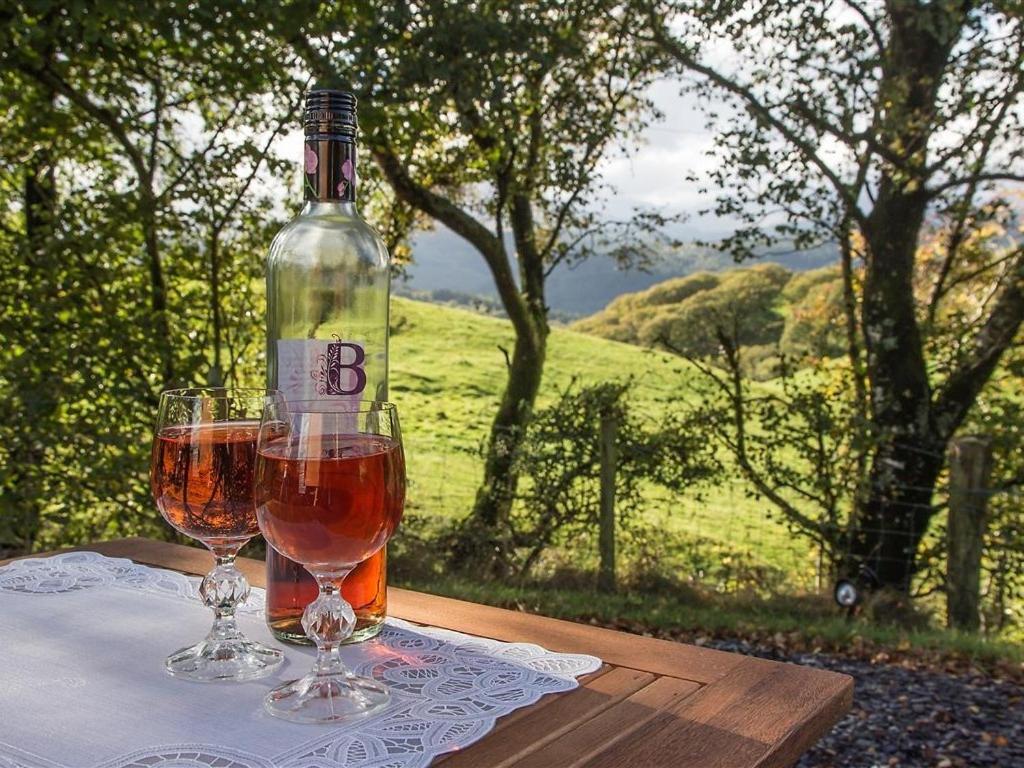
[201,547,249,642]
[304,569,356,677]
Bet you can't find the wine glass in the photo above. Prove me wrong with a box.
[150,388,284,682]
[254,399,406,723]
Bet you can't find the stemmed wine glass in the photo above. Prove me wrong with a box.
[150,388,284,682]
[254,399,406,723]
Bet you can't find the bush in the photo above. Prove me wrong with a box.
[502,381,717,580]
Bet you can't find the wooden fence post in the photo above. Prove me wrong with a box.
[598,409,618,593]
[946,435,994,632]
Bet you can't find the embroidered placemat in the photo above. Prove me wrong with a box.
[0,551,601,768]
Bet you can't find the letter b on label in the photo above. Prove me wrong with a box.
[325,341,366,396]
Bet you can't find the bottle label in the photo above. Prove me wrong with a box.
[276,337,367,402]
[304,140,356,202]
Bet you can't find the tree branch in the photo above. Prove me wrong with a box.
[212,89,304,235]
[933,247,1024,436]
[18,60,149,178]
[928,80,1020,320]
[840,0,886,53]
[712,325,829,538]
[839,218,869,421]
[929,173,1024,197]
[646,18,868,230]
[372,142,535,340]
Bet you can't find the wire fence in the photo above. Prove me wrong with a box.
[400,415,1024,635]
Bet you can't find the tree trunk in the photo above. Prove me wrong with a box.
[14,171,55,549]
[458,186,551,570]
[8,119,57,554]
[850,197,938,591]
[208,236,224,386]
[847,436,945,591]
[139,190,175,389]
[460,318,548,569]
[843,3,960,592]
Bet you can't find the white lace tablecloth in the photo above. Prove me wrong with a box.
[0,552,600,768]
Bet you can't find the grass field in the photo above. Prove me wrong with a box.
[387,297,1023,655]
[394,572,1024,670]
[392,297,823,588]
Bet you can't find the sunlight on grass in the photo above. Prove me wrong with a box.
[392,297,823,585]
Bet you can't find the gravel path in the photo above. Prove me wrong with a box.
[708,641,1024,768]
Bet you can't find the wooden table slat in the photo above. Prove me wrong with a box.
[512,675,703,768]
[437,666,657,767]
[583,656,854,768]
[432,666,614,765]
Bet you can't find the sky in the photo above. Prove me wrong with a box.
[595,79,725,236]
[277,77,730,239]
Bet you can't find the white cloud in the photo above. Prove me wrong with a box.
[596,79,736,237]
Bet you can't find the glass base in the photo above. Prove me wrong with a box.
[165,636,283,683]
[264,671,390,723]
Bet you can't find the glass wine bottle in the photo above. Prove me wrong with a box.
[264,88,390,644]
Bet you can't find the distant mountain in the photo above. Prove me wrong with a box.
[404,226,838,317]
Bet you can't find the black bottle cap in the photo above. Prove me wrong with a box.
[304,88,357,139]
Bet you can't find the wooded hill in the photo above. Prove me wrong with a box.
[571,263,846,378]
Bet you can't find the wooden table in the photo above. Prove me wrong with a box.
[7,538,853,767]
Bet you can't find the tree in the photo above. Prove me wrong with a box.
[0,1,301,552]
[575,263,791,360]
[646,0,1024,592]
[288,0,663,569]
[673,333,871,578]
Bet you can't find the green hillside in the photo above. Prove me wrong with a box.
[390,296,1024,653]
[389,296,816,585]
[571,263,846,378]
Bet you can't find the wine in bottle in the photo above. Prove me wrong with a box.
[264,88,390,644]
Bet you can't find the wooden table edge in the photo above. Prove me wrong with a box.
[756,675,855,768]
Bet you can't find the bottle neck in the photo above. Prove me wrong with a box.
[301,200,358,216]
[303,137,357,203]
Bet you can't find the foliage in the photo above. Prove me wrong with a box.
[778,267,847,360]
[578,264,786,352]
[574,262,846,375]
[0,1,397,554]
[0,2,285,552]
[645,0,1024,591]
[503,381,716,578]
[679,352,869,574]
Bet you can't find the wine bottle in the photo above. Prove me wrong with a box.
[264,88,390,644]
